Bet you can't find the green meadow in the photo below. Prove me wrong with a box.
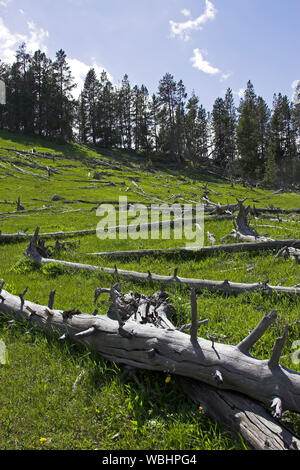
[0,130,299,450]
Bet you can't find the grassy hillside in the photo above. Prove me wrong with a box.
[0,130,299,450]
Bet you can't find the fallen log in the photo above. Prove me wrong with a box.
[10,162,50,180]
[204,198,247,216]
[25,229,300,296]
[178,378,300,450]
[13,152,63,174]
[0,162,22,178]
[86,239,300,259]
[0,228,97,242]
[251,206,300,215]
[2,148,60,161]
[0,205,55,217]
[273,246,300,263]
[0,283,300,447]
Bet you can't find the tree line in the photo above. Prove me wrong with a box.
[0,44,299,187]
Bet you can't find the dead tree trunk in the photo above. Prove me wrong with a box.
[178,378,300,450]
[0,284,300,450]
[86,239,300,259]
[273,247,300,264]
[25,229,300,296]
[1,285,300,413]
[223,201,274,242]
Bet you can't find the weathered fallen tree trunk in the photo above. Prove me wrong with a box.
[0,214,233,243]
[256,214,300,223]
[204,199,247,216]
[2,148,60,161]
[0,206,55,217]
[13,152,63,174]
[86,239,300,259]
[25,229,300,296]
[178,377,300,450]
[251,206,300,215]
[273,246,300,263]
[9,162,50,180]
[0,228,97,242]
[0,285,300,430]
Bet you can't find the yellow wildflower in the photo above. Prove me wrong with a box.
[39,437,47,443]
[165,376,171,384]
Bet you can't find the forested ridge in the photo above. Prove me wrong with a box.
[0,43,299,187]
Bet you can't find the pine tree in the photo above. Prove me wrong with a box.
[256,96,271,175]
[236,81,262,180]
[15,43,34,134]
[157,73,178,161]
[211,88,236,170]
[80,68,99,144]
[267,93,297,185]
[52,49,76,141]
[29,50,53,136]
[185,92,200,162]
[212,97,226,167]
[117,74,133,149]
[5,61,23,132]
[97,70,116,148]
[223,88,237,169]
[132,84,152,152]
[185,92,208,166]
[175,79,187,161]
[150,93,159,152]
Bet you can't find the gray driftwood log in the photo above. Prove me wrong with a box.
[0,284,300,450]
[25,229,300,296]
[178,377,300,450]
[273,246,300,264]
[86,239,300,259]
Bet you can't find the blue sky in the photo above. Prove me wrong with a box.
[0,0,299,110]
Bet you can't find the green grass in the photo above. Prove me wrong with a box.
[0,129,300,450]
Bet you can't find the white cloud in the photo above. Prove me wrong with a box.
[190,48,220,75]
[292,80,300,105]
[0,16,49,63]
[67,58,113,99]
[26,21,49,53]
[232,88,245,100]
[0,16,113,100]
[220,72,231,82]
[0,0,12,6]
[170,0,217,41]
[19,9,25,14]
[181,9,191,18]
[0,17,26,62]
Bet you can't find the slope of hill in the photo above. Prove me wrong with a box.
[0,130,299,450]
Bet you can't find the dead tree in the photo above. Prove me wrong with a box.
[25,229,300,297]
[0,284,300,450]
[85,239,300,259]
[222,201,274,242]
